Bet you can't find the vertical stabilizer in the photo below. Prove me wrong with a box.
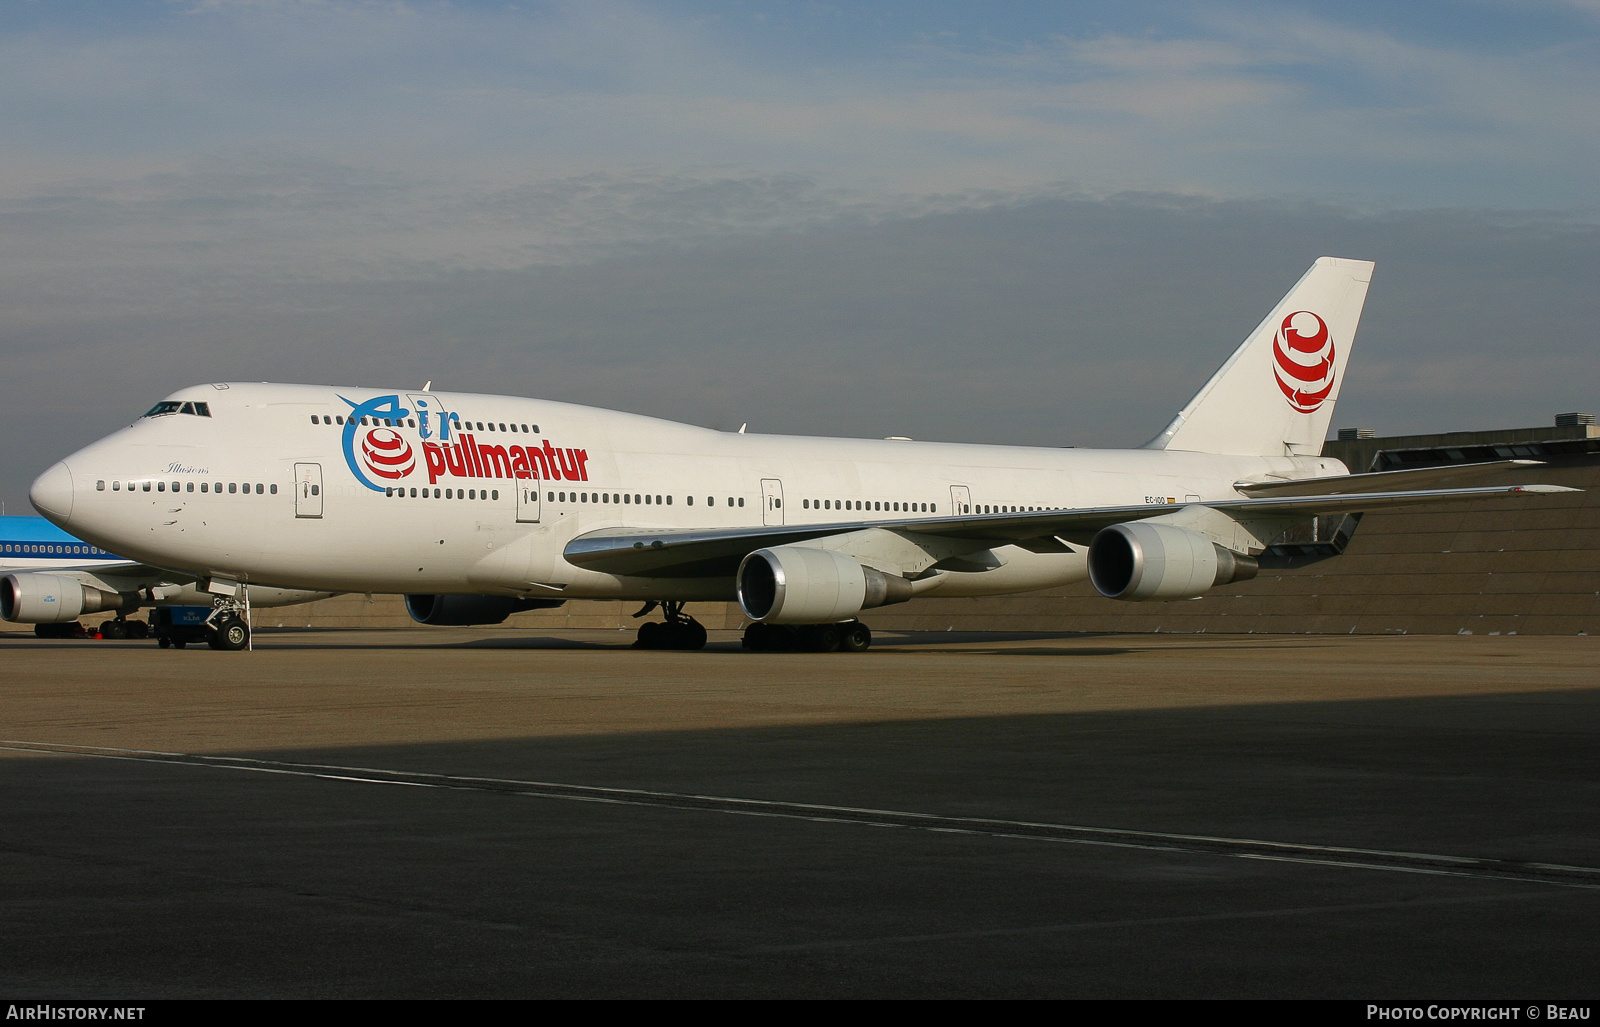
[1143,257,1373,456]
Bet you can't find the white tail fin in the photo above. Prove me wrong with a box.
[1143,256,1374,457]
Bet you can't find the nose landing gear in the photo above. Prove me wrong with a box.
[631,601,707,651]
[205,588,252,651]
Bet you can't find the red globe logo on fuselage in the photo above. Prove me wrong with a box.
[362,428,415,479]
[1272,311,1336,413]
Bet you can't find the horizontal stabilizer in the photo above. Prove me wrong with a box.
[1233,459,1545,498]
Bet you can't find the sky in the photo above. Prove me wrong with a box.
[3,0,1598,510]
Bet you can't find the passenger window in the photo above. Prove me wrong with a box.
[142,482,151,492]
[580,493,587,503]
[665,496,672,505]
[113,481,121,490]
[336,416,344,425]
[157,482,166,492]
[311,485,319,496]
[499,424,506,432]
[686,496,693,505]
[310,415,318,425]
[228,483,237,494]
[738,497,745,507]
[96,480,105,491]
[270,484,278,495]
[200,482,208,493]
[492,490,499,500]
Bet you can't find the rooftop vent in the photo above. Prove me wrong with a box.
[1337,427,1377,440]
[1555,412,1596,427]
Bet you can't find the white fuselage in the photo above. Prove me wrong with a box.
[36,383,1345,601]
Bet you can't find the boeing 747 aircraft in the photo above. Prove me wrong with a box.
[20,258,1576,651]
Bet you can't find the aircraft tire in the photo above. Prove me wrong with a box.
[127,620,149,640]
[812,624,842,653]
[841,622,871,653]
[636,621,663,649]
[676,620,707,651]
[102,620,127,640]
[212,616,250,651]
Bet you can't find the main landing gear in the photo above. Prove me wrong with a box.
[632,601,707,651]
[742,621,872,653]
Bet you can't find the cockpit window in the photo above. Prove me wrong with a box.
[143,400,212,418]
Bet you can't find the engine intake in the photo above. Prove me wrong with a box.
[404,594,566,626]
[1,573,131,623]
[1087,522,1259,602]
[737,547,914,624]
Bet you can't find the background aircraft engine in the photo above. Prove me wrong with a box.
[1,573,129,623]
[1088,523,1259,602]
[737,547,914,624]
[404,594,566,626]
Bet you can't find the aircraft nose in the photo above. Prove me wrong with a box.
[30,461,74,525]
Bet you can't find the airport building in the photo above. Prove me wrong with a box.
[263,416,1599,638]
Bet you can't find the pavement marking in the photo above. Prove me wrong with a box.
[743,890,1567,952]
[6,738,1600,892]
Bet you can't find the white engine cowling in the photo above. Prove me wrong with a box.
[1,573,129,623]
[737,547,914,624]
[1088,522,1258,602]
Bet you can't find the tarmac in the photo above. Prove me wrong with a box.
[2,626,1597,998]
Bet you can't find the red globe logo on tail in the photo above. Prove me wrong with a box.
[361,428,415,480]
[1272,311,1337,413]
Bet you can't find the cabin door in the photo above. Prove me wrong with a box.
[761,479,784,526]
[950,485,971,516]
[516,481,541,523]
[294,463,324,518]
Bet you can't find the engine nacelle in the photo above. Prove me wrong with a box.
[404,594,566,626]
[1,573,131,623]
[1088,522,1259,602]
[737,547,914,624]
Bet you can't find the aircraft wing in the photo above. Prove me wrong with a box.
[564,483,1579,578]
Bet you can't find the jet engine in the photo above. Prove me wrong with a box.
[403,594,565,626]
[1087,522,1259,602]
[737,547,915,624]
[1,573,131,623]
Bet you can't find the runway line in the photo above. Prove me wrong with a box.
[6,737,1599,892]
